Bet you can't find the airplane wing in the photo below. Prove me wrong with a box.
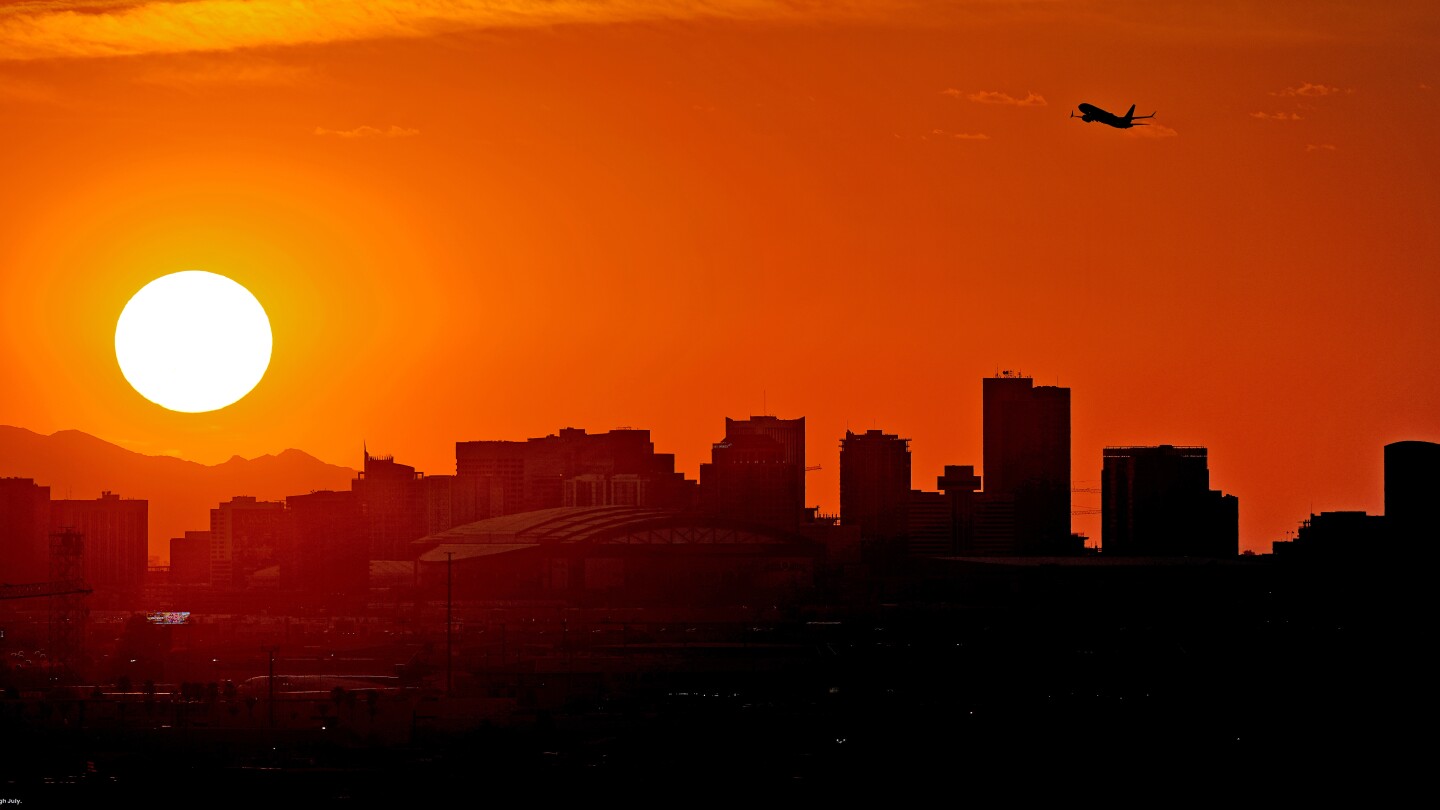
[1131,111,1157,120]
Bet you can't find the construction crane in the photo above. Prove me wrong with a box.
[804,465,822,472]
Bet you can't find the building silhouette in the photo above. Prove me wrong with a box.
[700,432,801,529]
[1385,440,1438,549]
[286,489,367,606]
[938,464,982,554]
[981,373,1072,554]
[907,490,952,556]
[209,496,287,588]
[456,428,696,517]
[722,416,806,511]
[354,450,429,562]
[0,477,50,584]
[1102,445,1238,557]
[169,530,210,586]
[1282,511,1387,559]
[49,491,147,602]
[839,429,911,548]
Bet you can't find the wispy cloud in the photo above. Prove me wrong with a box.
[1306,143,1337,152]
[1122,123,1178,139]
[964,90,1047,107]
[1250,111,1302,121]
[1272,82,1346,97]
[314,124,419,139]
[0,1,901,60]
[952,132,988,140]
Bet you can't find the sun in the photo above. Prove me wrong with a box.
[115,270,272,413]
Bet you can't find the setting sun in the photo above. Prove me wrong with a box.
[114,270,272,413]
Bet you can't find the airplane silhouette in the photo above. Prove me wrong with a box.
[1070,103,1156,129]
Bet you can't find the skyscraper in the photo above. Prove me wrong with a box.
[455,427,697,517]
[209,496,287,588]
[722,416,807,511]
[354,450,427,561]
[50,491,148,602]
[0,477,50,584]
[840,429,911,547]
[286,489,367,606]
[981,372,1071,554]
[1385,440,1439,549]
[1102,445,1238,557]
[700,432,802,529]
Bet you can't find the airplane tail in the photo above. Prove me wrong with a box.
[1125,103,1136,119]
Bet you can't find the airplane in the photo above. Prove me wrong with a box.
[1070,103,1156,129]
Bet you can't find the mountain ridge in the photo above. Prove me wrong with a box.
[0,425,357,563]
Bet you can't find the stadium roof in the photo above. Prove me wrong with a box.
[414,506,816,564]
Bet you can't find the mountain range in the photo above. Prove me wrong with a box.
[0,426,356,562]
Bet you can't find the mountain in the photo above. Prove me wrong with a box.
[0,426,356,562]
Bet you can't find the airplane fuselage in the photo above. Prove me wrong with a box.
[1075,103,1137,128]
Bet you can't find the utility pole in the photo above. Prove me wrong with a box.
[445,552,454,696]
[267,646,277,729]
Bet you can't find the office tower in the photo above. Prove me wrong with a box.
[1385,440,1439,548]
[982,372,1071,554]
[1102,445,1239,557]
[907,490,953,556]
[50,491,148,599]
[286,489,367,604]
[840,429,912,546]
[354,450,427,561]
[209,496,287,588]
[0,477,50,584]
[456,427,697,517]
[170,531,211,586]
[723,416,807,510]
[938,465,983,554]
[700,429,802,529]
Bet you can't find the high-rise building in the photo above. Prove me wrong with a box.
[170,531,210,586]
[286,489,367,605]
[938,465,983,554]
[1102,445,1238,557]
[209,496,287,588]
[840,429,911,546]
[700,431,802,529]
[455,427,697,518]
[0,477,50,584]
[1385,440,1439,549]
[50,491,147,600]
[982,373,1071,554]
[907,490,953,556]
[354,450,427,561]
[723,416,807,511]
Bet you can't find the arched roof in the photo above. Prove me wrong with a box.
[415,506,816,564]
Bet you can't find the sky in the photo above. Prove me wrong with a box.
[2,1,1437,553]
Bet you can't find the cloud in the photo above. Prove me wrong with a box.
[1272,82,1345,97]
[0,1,902,60]
[940,88,962,97]
[952,132,989,140]
[1306,143,1337,152]
[1421,83,1431,90]
[1122,123,1178,138]
[964,90,1047,107]
[1250,111,1302,121]
[314,124,419,139]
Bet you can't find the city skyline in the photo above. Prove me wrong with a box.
[2,3,1437,560]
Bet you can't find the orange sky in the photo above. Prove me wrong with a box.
[2,1,1437,554]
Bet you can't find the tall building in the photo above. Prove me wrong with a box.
[700,432,802,529]
[170,531,210,586]
[209,496,287,588]
[723,416,806,510]
[982,372,1071,554]
[50,491,148,600]
[0,477,50,584]
[840,429,911,547]
[1102,445,1238,557]
[1385,440,1439,549]
[354,450,427,561]
[938,465,983,554]
[286,489,367,605]
[455,427,697,518]
[907,490,953,556]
